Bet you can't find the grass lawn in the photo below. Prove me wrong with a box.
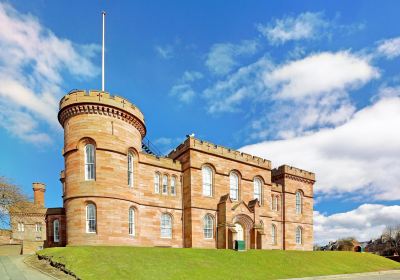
[38,246,400,280]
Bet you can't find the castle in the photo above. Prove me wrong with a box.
[10,89,315,252]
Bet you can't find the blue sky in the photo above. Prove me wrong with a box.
[0,1,400,244]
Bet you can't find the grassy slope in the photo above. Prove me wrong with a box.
[38,247,400,280]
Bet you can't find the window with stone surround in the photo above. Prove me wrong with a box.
[170,176,176,196]
[84,144,95,180]
[162,175,168,195]
[86,203,96,233]
[35,223,42,232]
[253,177,262,204]
[129,208,135,236]
[128,152,134,187]
[229,172,239,201]
[53,219,60,242]
[154,172,160,193]
[203,214,214,239]
[160,213,172,238]
[17,222,24,232]
[296,191,302,214]
[296,226,302,245]
[271,224,277,245]
[202,166,213,197]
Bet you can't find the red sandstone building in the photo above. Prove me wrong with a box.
[12,89,315,251]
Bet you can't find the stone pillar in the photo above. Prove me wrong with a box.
[32,182,46,207]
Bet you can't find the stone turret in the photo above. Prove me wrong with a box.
[58,89,147,245]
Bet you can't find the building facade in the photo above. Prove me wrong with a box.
[16,89,315,251]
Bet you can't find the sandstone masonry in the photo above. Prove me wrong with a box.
[15,89,315,251]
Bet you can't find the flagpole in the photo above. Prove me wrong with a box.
[102,11,106,92]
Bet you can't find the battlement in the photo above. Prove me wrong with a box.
[168,137,271,169]
[59,89,145,124]
[141,152,182,171]
[272,165,315,181]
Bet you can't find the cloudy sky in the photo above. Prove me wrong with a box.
[0,1,399,244]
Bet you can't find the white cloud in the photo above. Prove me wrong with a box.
[374,85,400,101]
[203,56,272,113]
[257,12,328,45]
[155,45,174,59]
[169,71,203,103]
[377,37,400,59]
[205,40,259,75]
[170,84,196,103]
[265,51,379,100]
[182,71,203,82]
[204,51,377,139]
[314,204,400,245]
[241,96,400,200]
[0,3,98,144]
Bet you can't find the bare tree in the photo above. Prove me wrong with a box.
[382,225,400,256]
[0,177,28,227]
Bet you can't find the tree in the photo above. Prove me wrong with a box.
[382,225,400,256]
[0,176,28,227]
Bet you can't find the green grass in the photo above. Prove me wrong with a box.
[38,246,400,280]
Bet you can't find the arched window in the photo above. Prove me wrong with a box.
[203,214,214,239]
[170,176,176,196]
[128,152,134,187]
[229,172,239,201]
[275,196,279,211]
[202,166,213,197]
[296,191,302,214]
[84,144,95,180]
[271,224,277,245]
[162,175,168,195]
[154,172,160,193]
[160,213,172,238]
[53,220,60,242]
[86,203,96,233]
[296,226,302,245]
[253,178,262,203]
[129,208,135,236]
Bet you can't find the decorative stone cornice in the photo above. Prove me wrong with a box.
[58,103,146,137]
[272,173,315,185]
[58,89,146,137]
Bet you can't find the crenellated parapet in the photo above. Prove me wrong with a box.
[272,165,315,184]
[58,89,146,137]
[141,153,182,171]
[168,136,271,169]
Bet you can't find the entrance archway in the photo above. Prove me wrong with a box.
[232,214,253,250]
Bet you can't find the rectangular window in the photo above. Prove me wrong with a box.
[128,153,133,187]
[154,173,160,193]
[35,223,41,232]
[86,204,96,233]
[170,177,176,196]
[202,167,212,197]
[162,175,168,195]
[18,223,24,232]
[129,208,135,236]
[54,220,60,242]
[161,214,172,238]
[85,144,95,180]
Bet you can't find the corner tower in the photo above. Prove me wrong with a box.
[58,90,146,245]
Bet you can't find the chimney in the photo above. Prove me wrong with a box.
[32,182,46,207]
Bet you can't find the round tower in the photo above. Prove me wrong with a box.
[58,90,146,245]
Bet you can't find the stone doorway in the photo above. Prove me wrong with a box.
[232,214,253,250]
